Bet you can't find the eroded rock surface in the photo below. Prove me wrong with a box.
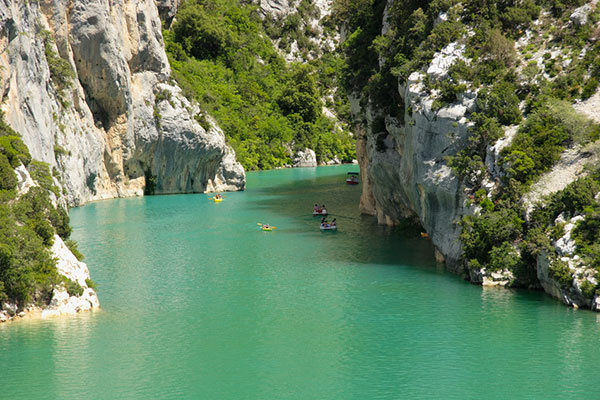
[0,0,245,207]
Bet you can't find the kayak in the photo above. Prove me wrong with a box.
[313,210,328,216]
[212,198,223,203]
[320,224,337,231]
[262,226,275,231]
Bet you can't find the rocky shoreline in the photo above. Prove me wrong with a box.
[0,234,100,323]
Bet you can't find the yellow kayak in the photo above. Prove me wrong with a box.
[211,197,223,202]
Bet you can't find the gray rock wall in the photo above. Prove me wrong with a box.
[0,0,244,207]
[355,62,474,271]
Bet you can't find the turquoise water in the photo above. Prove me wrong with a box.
[2,165,600,399]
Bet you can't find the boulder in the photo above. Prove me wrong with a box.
[293,148,317,168]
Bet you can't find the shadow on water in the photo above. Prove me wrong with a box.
[247,168,440,269]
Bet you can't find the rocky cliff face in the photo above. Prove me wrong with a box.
[351,1,600,308]
[0,0,244,207]
[354,44,475,271]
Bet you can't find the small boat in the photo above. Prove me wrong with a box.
[320,223,337,231]
[346,172,359,185]
[213,197,223,203]
[258,223,276,231]
[313,209,328,216]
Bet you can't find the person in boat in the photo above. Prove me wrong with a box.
[320,217,328,226]
[314,203,319,212]
[321,205,327,214]
[331,218,336,227]
[263,224,270,229]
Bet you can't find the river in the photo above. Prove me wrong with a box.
[2,165,600,399]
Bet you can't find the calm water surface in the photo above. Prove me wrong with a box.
[2,165,600,399]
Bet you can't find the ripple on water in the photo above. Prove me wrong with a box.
[2,166,600,399]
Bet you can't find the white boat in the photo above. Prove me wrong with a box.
[320,223,337,231]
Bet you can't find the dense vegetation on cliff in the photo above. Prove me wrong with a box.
[334,0,600,292]
[0,113,84,309]
[164,0,355,170]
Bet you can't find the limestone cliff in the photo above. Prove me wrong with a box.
[353,43,475,271]
[346,0,600,308]
[0,0,245,207]
[0,0,245,321]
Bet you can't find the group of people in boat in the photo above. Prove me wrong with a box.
[320,217,336,229]
[215,193,223,200]
[313,204,327,214]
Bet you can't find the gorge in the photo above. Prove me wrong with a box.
[1,0,600,321]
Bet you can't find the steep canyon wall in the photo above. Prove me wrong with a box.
[0,0,245,207]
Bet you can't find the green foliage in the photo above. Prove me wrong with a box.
[549,258,573,288]
[461,207,524,266]
[502,99,599,187]
[66,240,84,261]
[28,161,59,197]
[277,64,322,123]
[64,278,84,297]
[487,242,522,272]
[530,176,600,227]
[85,278,97,291]
[446,113,503,185]
[166,0,355,170]
[476,80,521,125]
[0,112,81,309]
[41,30,75,102]
[0,135,32,167]
[0,153,17,191]
[573,205,600,269]
[580,279,598,299]
[0,202,61,307]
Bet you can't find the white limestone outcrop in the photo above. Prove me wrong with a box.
[293,148,318,168]
[0,0,245,207]
[42,235,100,318]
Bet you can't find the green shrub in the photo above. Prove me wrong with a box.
[64,278,84,297]
[501,99,597,186]
[0,136,31,167]
[461,207,524,265]
[487,242,522,272]
[477,80,521,126]
[42,30,75,96]
[573,206,600,269]
[166,0,355,170]
[85,278,97,291]
[580,279,597,299]
[0,153,17,191]
[50,206,72,240]
[582,78,599,99]
[28,161,59,197]
[549,258,573,289]
[66,239,84,261]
